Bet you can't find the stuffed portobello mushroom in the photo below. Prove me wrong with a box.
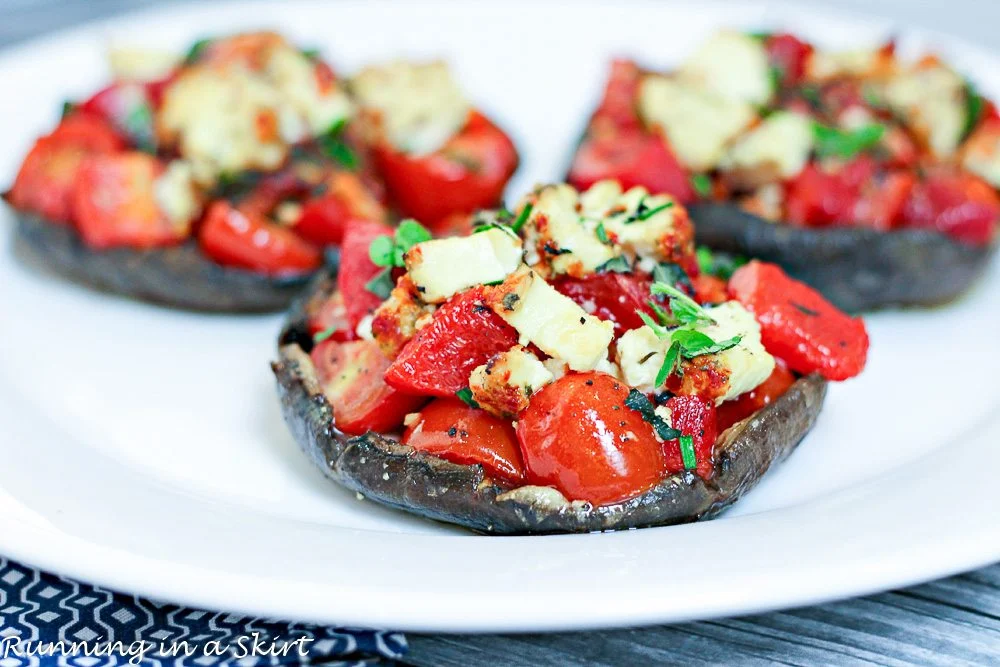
[567,31,999,312]
[273,181,868,534]
[4,34,519,311]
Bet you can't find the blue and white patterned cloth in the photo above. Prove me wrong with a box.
[0,558,407,666]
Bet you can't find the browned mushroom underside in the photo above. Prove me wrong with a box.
[10,210,316,312]
[272,276,829,534]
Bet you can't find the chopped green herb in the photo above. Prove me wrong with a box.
[650,282,714,326]
[679,435,697,470]
[672,330,742,357]
[962,80,985,141]
[301,47,321,60]
[456,387,480,408]
[394,219,432,264]
[60,100,77,119]
[313,326,337,344]
[690,174,712,198]
[748,31,773,42]
[768,64,784,93]
[124,103,156,153]
[812,121,885,159]
[596,255,631,273]
[318,118,357,169]
[655,341,681,388]
[800,85,822,109]
[511,203,533,233]
[624,389,681,441]
[474,221,518,238]
[368,235,395,267]
[595,221,611,245]
[637,201,674,221]
[652,262,694,294]
[364,267,395,299]
[647,299,671,326]
[696,246,747,280]
[183,38,212,65]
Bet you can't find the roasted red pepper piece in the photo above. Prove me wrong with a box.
[337,220,394,329]
[590,59,643,132]
[765,33,813,87]
[568,128,694,203]
[516,372,665,506]
[901,168,1000,245]
[661,395,718,480]
[728,261,869,381]
[307,290,358,343]
[311,339,426,435]
[717,362,797,432]
[403,398,526,485]
[553,272,654,337]
[374,111,518,229]
[295,172,387,246]
[198,200,322,274]
[691,273,729,305]
[384,287,520,397]
[7,114,125,222]
[73,152,189,249]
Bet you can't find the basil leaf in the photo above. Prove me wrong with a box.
[962,80,985,141]
[595,221,611,245]
[394,219,432,263]
[637,201,674,221]
[679,434,697,470]
[364,267,395,299]
[624,389,681,441]
[183,38,212,65]
[690,174,712,198]
[637,311,669,339]
[368,236,395,267]
[651,282,712,325]
[596,255,631,273]
[655,341,681,388]
[313,326,337,344]
[812,121,885,159]
[673,330,742,358]
[456,387,480,408]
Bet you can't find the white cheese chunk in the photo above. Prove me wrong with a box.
[266,45,353,137]
[678,31,772,105]
[602,185,686,261]
[883,65,966,158]
[405,228,523,303]
[352,60,471,156]
[721,111,814,184]
[616,302,774,404]
[153,160,201,230]
[491,268,614,372]
[963,123,1000,187]
[469,346,554,417]
[524,184,617,276]
[639,75,756,171]
[108,47,180,82]
[807,48,892,81]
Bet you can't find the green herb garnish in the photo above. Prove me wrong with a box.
[812,121,885,159]
[511,203,533,233]
[369,219,432,269]
[183,38,212,65]
[637,282,743,388]
[679,435,697,470]
[364,267,395,299]
[624,389,681,441]
[596,255,631,273]
[301,47,321,60]
[313,326,337,344]
[456,387,480,408]
[652,262,694,294]
[595,221,611,245]
[696,246,747,280]
[60,100,77,119]
[690,174,712,198]
[124,102,156,153]
[962,80,985,141]
[318,118,357,169]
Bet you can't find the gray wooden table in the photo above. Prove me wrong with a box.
[3,1,998,664]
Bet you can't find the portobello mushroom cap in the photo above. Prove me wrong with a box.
[9,209,315,312]
[272,275,829,535]
[688,202,997,313]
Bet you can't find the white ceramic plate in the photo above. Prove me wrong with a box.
[1,0,998,633]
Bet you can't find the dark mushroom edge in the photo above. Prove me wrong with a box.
[272,276,829,535]
[8,208,319,313]
[689,202,997,313]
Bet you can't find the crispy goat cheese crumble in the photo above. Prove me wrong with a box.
[158,39,351,184]
[469,346,554,418]
[485,267,614,372]
[638,75,756,172]
[882,64,966,158]
[371,275,435,357]
[523,183,618,277]
[351,60,471,156]
[720,111,814,186]
[153,160,202,229]
[404,228,523,303]
[806,47,895,82]
[616,302,774,404]
[677,31,773,106]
